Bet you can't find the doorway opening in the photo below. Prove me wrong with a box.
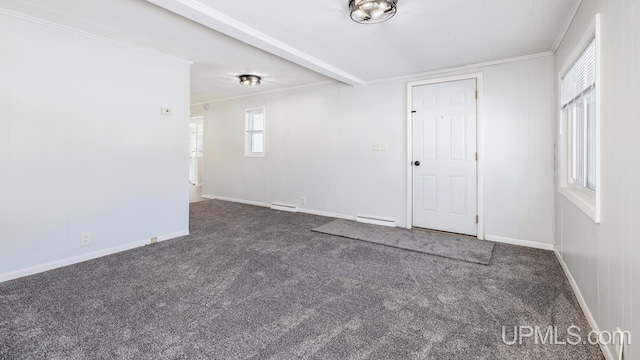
[406,74,484,239]
[189,116,204,203]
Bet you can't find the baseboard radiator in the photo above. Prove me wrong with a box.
[356,215,396,228]
[271,202,298,213]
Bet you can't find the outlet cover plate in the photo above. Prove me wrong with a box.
[80,233,91,247]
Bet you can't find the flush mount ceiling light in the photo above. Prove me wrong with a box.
[349,0,398,24]
[238,74,261,86]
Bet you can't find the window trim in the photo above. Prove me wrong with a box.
[557,14,601,223]
[244,107,265,158]
[190,117,204,158]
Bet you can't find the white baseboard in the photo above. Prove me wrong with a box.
[271,202,299,213]
[298,208,356,221]
[202,194,270,208]
[357,215,396,227]
[157,230,190,242]
[553,247,614,360]
[0,229,189,283]
[205,195,356,221]
[485,234,554,250]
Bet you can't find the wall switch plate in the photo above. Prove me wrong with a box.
[80,233,91,247]
[373,142,382,151]
[301,197,307,205]
[381,142,388,151]
[150,236,158,244]
[161,107,173,116]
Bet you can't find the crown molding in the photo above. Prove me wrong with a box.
[192,52,553,105]
[146,0,365,86]
[552,0,584,53]
[363,52,553,84]
[0,8,193,65]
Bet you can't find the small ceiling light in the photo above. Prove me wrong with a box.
[238,74,261,86]
[349,0,397,24]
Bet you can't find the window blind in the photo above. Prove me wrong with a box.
[561,38,596,107]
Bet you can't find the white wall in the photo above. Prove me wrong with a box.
[194,55,556,247]
[0,11,191,280]
[554,1,638,359]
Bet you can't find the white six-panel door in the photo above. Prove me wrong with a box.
[411,79,477,236]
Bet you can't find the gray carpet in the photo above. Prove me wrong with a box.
[312,219,494,265]
[0,200,603,359]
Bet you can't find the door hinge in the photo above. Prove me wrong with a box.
[476,215,479,224]
[475,90,478,99]
[475,152,478,161]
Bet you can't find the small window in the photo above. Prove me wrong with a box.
[562,38,596,191]
[245,108,265,157]
[190,120,203,158]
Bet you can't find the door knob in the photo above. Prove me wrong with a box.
[413,161,421,166]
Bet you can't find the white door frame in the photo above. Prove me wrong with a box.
[406,73,485,240]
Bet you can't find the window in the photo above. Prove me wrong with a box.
[558,14,600,223]
[245,108,265,157]
[562,38,596,191]
[190,120,203,158]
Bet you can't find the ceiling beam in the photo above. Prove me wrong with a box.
[146,0,366,86]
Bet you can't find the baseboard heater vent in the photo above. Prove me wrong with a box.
[356,215,396,228]
[271,202,298,213]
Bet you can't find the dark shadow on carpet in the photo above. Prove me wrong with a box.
[312,219,495,265]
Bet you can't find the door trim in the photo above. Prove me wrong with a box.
[406,73,485,240]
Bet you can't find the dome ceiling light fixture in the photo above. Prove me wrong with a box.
[349,0,398,24]
[238,74,261,86]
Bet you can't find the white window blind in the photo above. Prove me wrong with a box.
[561,37,597,191]
[561,38,596,108]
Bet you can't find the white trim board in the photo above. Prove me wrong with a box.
[192,54,553,106]
[552,0,584,53]
[370,52,552,85]
[271,202,298,213]
[0,230,190,283]
[146,0,364,86]
[406,73,485,240]
[202,195,356,221]
[356,215,396,228]
[556,14,601,223]
[485,235,554,251]
[299,208,355,221]
[0,8,193,65]
[553,248,614,360]
[201,194,271,208]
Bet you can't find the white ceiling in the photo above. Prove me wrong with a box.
[149,0,578,83]
[0,0,330,103]
[2,0,579,102]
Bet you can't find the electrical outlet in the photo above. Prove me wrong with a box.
[381,142,388,151]
[150,236,158,244]
[80,233,91,247]
[161,107,173,116]
[373,142,381,151]
[301,197,307,205]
